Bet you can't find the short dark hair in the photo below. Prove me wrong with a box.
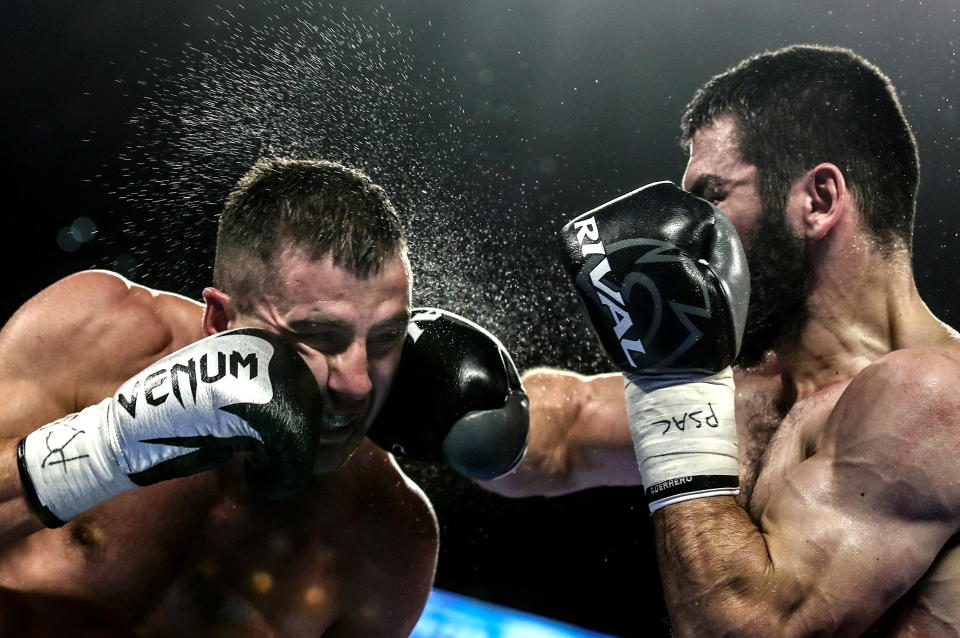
[680,45,920,254]
[213,158,406,309]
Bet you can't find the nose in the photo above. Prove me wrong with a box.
[326,341,372,405]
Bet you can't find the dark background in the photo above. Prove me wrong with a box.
[3,1,959,635]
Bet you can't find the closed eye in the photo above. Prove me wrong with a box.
[688,174,726,204]
[370,329,405,343]
[367,327,406,355]
[297,332,350,355]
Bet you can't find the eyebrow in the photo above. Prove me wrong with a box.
[287,310,411,335]
[287,317,350,333]
[687,174,725,199]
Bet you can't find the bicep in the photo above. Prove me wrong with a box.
[0,333,85,541]
[0,378,75,440]
[0,304,86,434]
[759,364,960,635]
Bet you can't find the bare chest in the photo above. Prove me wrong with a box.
[735,380,847,519]
[737,377,960,635]
[144,481,367,637]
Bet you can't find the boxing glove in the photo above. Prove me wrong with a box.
[18,328,322,527]
[560,181,749,511]
[367,308,529,481]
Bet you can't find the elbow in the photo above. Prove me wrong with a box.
[670,591,833,638]
[671,610,793,638]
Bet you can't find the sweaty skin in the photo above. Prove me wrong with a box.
[486,117,960,637]
[0,269,438,637]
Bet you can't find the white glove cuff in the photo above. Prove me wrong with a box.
[19,399,135,526]
[624,367,739,513]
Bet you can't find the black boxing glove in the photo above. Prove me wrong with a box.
[560,181,749,512]
[18,328,322,527]
[367,308,528,481]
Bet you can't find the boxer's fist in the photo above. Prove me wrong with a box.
[367,308,528,481]
[560,183,749,511]
[559,181,749,376]
[18,328,322,527]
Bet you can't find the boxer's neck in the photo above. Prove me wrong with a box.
[773,242,952,400]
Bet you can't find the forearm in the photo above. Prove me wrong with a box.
[478,449,582,498]
[481,435,641,497]
[0,438,44,545]
[476,367,581,497]
[655,497,785,638]
[479,369,640,498]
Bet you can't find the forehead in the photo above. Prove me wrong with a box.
[681,114,751,190]
[267,246,411,319]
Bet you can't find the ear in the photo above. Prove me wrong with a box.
[202,287,235,335]
[799,163,848,241]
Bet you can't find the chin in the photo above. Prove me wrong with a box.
[312,431,365,475]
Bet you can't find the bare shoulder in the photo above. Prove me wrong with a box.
[824,346,960,517]
[333,440,438,636]
[2,270,174,363]
[0,271,202,410]
[836,346,960,439]
[341,439,438,544]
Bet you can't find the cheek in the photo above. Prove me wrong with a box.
[296,348,330,391]
[368,348,403,404]
[371,350,401,391]
[721,199,762,247]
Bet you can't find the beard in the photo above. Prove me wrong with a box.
[734,195,816,369]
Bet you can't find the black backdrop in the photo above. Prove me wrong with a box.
[3,1,959,635]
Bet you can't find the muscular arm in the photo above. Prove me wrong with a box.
[655,350,960,637]
[480,367,641,497]
[0,271,184,545]
[0,439,42,544]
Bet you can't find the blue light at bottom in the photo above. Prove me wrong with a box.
[412,589,620,638]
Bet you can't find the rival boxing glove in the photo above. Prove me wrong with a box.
[560,181,750,512]
[367,308,529,481]
[18,328,322,527]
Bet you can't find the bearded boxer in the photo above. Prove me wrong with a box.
[0,158,528,637]
[485,45,960,636]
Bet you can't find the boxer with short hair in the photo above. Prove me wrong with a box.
[0,157,528,636]
[487,45,960,635]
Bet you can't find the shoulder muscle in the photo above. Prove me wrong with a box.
[0,271,184,413]
[826,348,960,518]
[750,349,960,635]
[338,442,438,636]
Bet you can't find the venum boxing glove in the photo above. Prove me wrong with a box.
[367,308,529,481]
[18,328,322,527]
[560,181,750,512]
